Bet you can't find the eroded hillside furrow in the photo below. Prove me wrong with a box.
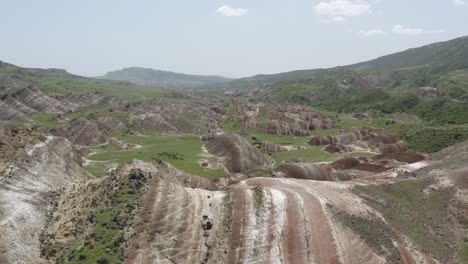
[0,134,90,264]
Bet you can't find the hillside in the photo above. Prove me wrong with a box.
[0,61,166,99]
[223,36,468,92]
[99,67,232,89]
[1,37,468,264]
[218,36,468,125]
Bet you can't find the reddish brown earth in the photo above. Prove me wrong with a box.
[113,160,453,264]
[324,144,354,153]
[263,142,288,154]
[308,135,338,145]
[59,117,110,146]
[205,134,271,173]
[379,142,407,153]
[0,87,76,121]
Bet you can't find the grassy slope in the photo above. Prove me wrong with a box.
[217,36,468,128]
[0,62,166,99]
[100,67,232,89]
[85,133,225,179]
[356,180,456,262]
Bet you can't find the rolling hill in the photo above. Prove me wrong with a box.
[218,36,468,125]
[99,67,232,89]
[0,61,166,99]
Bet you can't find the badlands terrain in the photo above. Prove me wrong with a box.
[0,36,468,264]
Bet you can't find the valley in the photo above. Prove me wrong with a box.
[0,36,468,264]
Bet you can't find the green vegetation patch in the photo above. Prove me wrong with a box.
[85,133,224,179]
[270,146,333,164]
[460,246,468,264]
[45,169,148,264]
[355,179,456,262]
[398,125,468,152]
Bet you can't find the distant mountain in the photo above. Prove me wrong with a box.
[222,36,468,94]
[0,61,166,99]
[219,36,468,125]
[99,67,233,89]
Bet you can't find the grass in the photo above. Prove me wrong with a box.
[460,246,468,264]
[397,124,468,152]
[85,132,225,179]
[270,146,333,164]
[31,105,130,130]
[250,132,309,146]
[59,170,147,264]
[0,62,167,100]
[356,180,452,260]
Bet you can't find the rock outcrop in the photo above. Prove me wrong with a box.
[0,129,90,264]
[59,117,110,146]
[417,86,439,98]
[0,87,76,121]
[205,134,271,173]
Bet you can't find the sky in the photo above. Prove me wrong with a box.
[1,0,468,78]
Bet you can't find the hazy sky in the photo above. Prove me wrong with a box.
[1,0,468,78]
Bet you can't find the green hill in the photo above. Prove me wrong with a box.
[219,36,468,124]
[0,62,166,99]
[99,67,232,89]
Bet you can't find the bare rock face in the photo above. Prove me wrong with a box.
[205,134,271,173]
[330,151,427,173]
[263,142,287,154]
[338,128,371,144]
[417,86,439,98]
[379,142,407,153]
[266,107,335,136]
[308,135,338,145]
[31,148,468,264]
[0,87,77,121]
[0,99,27,120]
[97,116,126,131]
[10,86,70,113]
[324,144,354,154]
[0,131,90,264]
[59,117,110,146]
[366,133,398,147]
[266,119,310,136]
[128,97,223,135]
[274,163,336,181]
[372,152,426,164]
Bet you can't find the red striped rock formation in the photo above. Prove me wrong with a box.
[274,163,336,181]
[331,157,392,173]
[266,119,310,136]
[97,116,126,131]
[263,142,287,154]
[308,135,338,145]
[0,131,90,264]
[205,134,271,173]
[60,117,110,146]
[324,144,354,154]
[128,97,223,135]
[367,133,398,147]
[0,87,75,121]
[373,152,426,164]
[266,107,335,136]
[379,142,407,153]
[338,128,371,144]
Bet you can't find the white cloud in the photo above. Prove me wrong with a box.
[216,5,248,17]
[314,0,371,17]
[359,29,385,36]
[332,16,346,22]
[453,0,466,6]
[392,24,445,35]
